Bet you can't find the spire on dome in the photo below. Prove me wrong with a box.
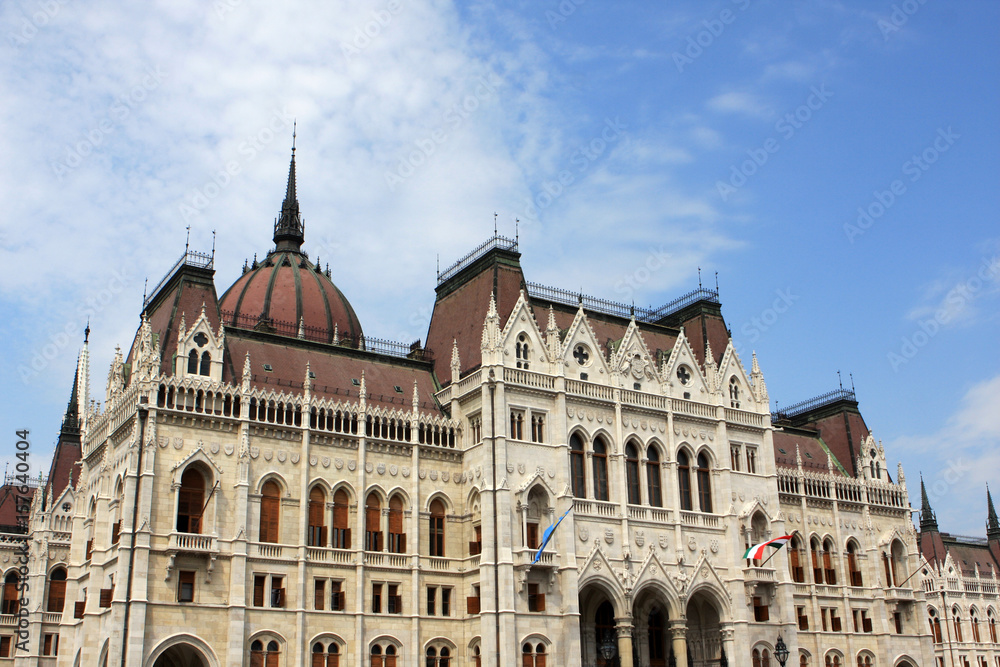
[273,123,304,252]
[987,484,1000,542]
[919,475,939,533]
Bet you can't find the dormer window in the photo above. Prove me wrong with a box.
[394,385,403,393]
[729,377,741,408]
[515,334,530,370]
[351,378,360,386]
[263,364,273,373]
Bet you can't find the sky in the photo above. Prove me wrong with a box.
[0,0,997,535]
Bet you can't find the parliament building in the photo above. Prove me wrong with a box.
[1,146,998,667]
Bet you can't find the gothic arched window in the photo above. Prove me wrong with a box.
[312,641,340,667]
[625,442,641,505]
[592,438,609,501]
[516,334,530,370]
[199,351,211,376]
[47,567,67,613]
[332,489,351,549]
[429,499,446,557]
[365,493,382,551]
[308,486,327,547]
[259,481,281,544]
[187,349,198,374]
[388,495,405,554]
[646,446,662,507]
[697,453,712,513]
[729,376,741,408]
[677,451,693,511]
[569,434,586,498]
[177,468,205,534]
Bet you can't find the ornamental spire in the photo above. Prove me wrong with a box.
[987,485,1000,542]
[919,475,938,533]
[273,123,304,252]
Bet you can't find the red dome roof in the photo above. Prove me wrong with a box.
[220,251,362,343]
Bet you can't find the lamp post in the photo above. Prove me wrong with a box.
[774,635,789,667]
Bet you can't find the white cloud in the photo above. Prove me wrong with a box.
[706,91,773,119]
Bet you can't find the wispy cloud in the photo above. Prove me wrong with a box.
[706,91,773,119]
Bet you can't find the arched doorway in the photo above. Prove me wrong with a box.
[631,585,673,667]
[579,582,623,667]
[149,642,211,667]
[685,591,723,667]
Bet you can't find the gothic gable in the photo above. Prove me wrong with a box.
[559,307,611,382]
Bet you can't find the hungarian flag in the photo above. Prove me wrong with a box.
[743,535,794,561]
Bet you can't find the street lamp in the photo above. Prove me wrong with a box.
[774,635,789,667]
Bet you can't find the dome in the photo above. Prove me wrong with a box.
[219,251,363,343]
[219,138,362,343]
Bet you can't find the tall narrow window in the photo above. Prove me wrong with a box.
[823,539,837,585]
[570,435,586,498]
[187,349,198,374]
[592,438,609,501]
[332,489,351,549]
[677,451,693,511]
[178,570,195,603]
[531,415,545,443]
[848,542,863,586]
[312,642,340,667]
[954,610,963,642]
[47,568,66,613]
[388,495,405,553]
[509,411,524,440]
[812,539,823,584]
[731,445,741,471]
[989,616,997,642]
[177,468,205,534]
[365,494,382,551]
[625,442,641,505]
[199,351,211,376]
[429,499,445,557]
[697,453,712,512]
[259,481,281,543]
[789,536,805,583]
[646,446,662,507]
[308,487,327,547]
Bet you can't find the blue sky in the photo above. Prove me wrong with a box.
[1,0,997,534]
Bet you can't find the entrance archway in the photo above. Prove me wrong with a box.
[151,644,208,667]
[685,591,723,667]
[579,581,624,667]
[631,584,675,667]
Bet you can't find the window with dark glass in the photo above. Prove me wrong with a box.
[677,451,693,511]
[332,489,351,549]
[697,453,712,512]
[47,568,66,613]
[592,438,609,501]
[527,583,545,612]
[646,446,662,507]
[372,583,382,613]
[259,481,280,543]
[177,468,205,534]
[625,442,641,505]
[570,434,586,498]
[312,641,340,667]
[178,570,195,603]
[848,542,863,586]
[365,493,382,551]
[388,495,405,553]
[1,573,20,614]
[429,499,445,557]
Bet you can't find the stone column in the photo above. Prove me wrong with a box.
[669,620,688,667]
[616,618,635,667]
[719,625,735,667]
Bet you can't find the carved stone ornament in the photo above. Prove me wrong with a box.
[290,453,299,464]
[635,530,645,548]
[389,464,398,476]
[442,471,450,482]
[419,469,427,480]
[310,456,318,466]
[210,442,220,455]
[158,436,169,448]
[365,462,374,473]
[517,463,525,475]
[547,468,555,478]
[277,450,287,463]
[250,447,260,459]
[173,438,183,450]
[710,539,720,554]
[334,458,343,470]
[506,462,515,473]
[402,466,411,478]
[224,443,234,456]
[579,526,590,542]
[263,449,273,461]
[659,534,669,550]
[475,466,482,478]
[604,529,615,545]
[347,460,356,471]
[687,536,697,552]
[377,463,386,475]
[429,470,438,481]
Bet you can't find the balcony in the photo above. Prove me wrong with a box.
[884,586,914,603]
[516,548,555,568]
[306,547,354,565]
[364,552,410,569]
[743,567,778,585]
[168,532,218,554]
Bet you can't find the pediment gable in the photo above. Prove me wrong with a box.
[611,319,660,386]
[501,292,550,366]
[717,340,756,407]
[559,307,611,381]
[663,330,711,398]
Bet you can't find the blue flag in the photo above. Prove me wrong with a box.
[532,506,572,565]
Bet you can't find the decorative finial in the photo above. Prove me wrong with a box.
[515,219,519,243]
[185,225,191,254]
[292,120,297,153]
[698,267,702,289]
[84,319,90,343]
[838,370,843,391]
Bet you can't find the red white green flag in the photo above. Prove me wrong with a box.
[743,535,794,560]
